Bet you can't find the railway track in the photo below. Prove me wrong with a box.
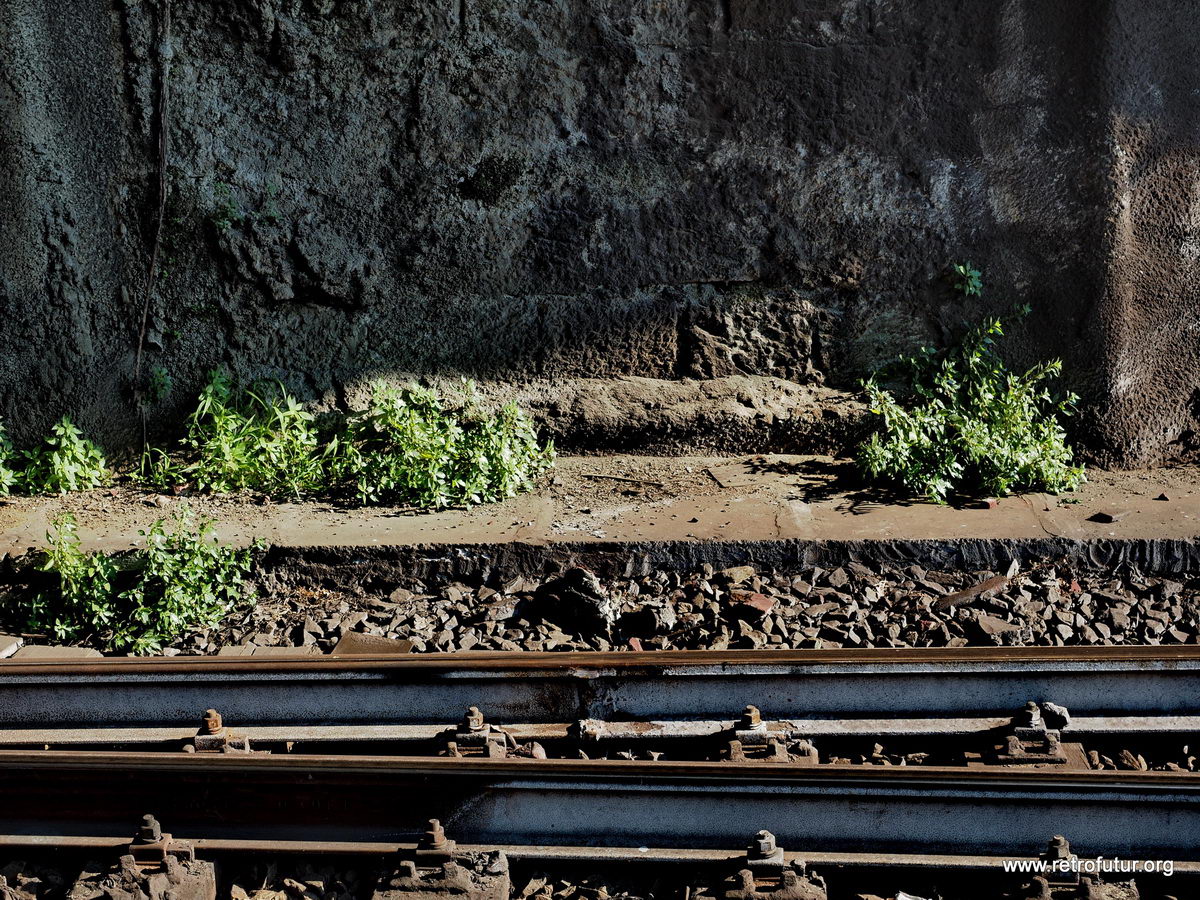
[0,822,1186,900]
[3,646,1200,868]
[4,645,1199,725]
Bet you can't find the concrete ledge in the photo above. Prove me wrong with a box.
[12,645,102,659]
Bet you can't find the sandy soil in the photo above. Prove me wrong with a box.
[0,455,1198,556]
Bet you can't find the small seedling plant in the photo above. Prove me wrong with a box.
[857,280,1085,502]
[953,262,983,297]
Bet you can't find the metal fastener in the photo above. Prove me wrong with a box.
[424,819,448,851]
[751,829,776,859]
[464,706,485,732]
[739,705,763,730]
[135,814,162,845]
[1044,834,1072,861]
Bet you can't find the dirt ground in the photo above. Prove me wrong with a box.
[1,455,1198,556]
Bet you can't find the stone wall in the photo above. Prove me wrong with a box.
[1,0,1196,464]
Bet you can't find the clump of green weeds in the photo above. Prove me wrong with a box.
[22,511,252,655]
[857,278,1085,503]
[331,380,555,508]
[147,365,174,403]
[139,446,188,490]
[164,370,327,498]
[24,514,119,645]
[143,372,555,508]
[19,416,109,494]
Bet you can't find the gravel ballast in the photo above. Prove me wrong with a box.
[113,558,1200,658]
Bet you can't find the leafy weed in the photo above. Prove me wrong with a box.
[857,273,1084,503]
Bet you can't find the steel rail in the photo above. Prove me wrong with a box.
[4,647,1200,728]
[1,751,1200,857]
[2,833,1197,875]
[3,713,1197,747]
[5,645,1200,675]
[6,749,1200,782]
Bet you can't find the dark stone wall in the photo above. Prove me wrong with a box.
[0,0,1195,464]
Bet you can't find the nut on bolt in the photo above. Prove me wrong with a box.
[135,814,162,844]
[203,709,223,734]
[746,829,785,865]
[424,819,448,851]
[1044,834,1072,861]
[751,829,776,858]
[463,706,485,732]
[417,818,457,857]
[1016,701,1042,729]
[739,705,764,730]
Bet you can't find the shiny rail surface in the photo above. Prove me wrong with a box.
[4,647,1200,727]
[2,751,1200,857]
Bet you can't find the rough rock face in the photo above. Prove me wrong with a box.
[1,1,1197,464]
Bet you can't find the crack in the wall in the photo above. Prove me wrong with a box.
[132,0,172,420]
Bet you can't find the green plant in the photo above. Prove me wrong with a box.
[0,420,16,496]
[147,365,174,403]
[179,370,327,498]
[116,513,252,654]
[212,181,242,231]
[140,373,554,508]
[953,262,983,298]
[19,416,109,494]
[259,176,282,225]
[22,511,252,654]
[331,380,555,507]
[857,300,1084,503]
[24,514,120,645]
[139,446,188,490]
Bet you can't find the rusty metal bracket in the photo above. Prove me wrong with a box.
[127,813,196,868]
[989,703,1083,768]
[374,819,509,900]
[724,706,818,765]
[67,814,217,900]
[717,831,827,900]
[187,709,253,754]
[443,707,513,759]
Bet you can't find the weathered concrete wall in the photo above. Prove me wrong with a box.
[0,1,1195,464]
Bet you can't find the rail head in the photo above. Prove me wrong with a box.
[4,645,1200,678]
[3,749,1200,791]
